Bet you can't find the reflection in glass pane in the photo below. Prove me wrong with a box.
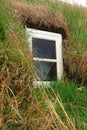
[32,38,56,59]
[34,61,57,81]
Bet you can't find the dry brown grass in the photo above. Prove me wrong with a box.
[63,55,87,83]
[0,19,34,129]
[8,0,68,39]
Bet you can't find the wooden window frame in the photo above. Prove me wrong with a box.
[26,28,63,87]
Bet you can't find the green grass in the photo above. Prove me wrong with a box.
[34,81,87,129]
[0,0,87,130]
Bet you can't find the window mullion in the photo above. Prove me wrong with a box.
[33,57,57,62]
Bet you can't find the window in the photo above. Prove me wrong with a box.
[26,28,63,86]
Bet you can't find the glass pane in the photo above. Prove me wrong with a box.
[32,38,56,59]
[34,61,57,81]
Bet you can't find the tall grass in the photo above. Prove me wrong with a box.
[33,81,87,130]
[0,0,87,130]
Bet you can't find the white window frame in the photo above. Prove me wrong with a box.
[26,28,63,87]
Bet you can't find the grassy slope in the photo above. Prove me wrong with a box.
[24,0,87,129]
[28,0,87,54]
[0,0,87,130]
[34,81,87,130]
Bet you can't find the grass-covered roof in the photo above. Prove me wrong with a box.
[9,0,87,84]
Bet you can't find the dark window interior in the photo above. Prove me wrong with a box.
[34,61,57,81]
[26,23,67,39]
[32,38,56,59]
